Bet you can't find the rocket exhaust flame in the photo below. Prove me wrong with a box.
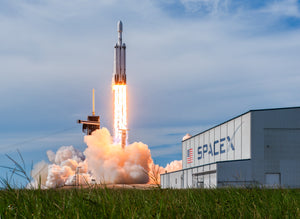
[113,84,127,146]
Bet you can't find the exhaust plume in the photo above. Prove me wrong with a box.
[30,128,182,188]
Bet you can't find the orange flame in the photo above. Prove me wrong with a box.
[112,84,127,145]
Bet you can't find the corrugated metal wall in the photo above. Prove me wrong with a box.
[161,163,217,189]
[251,108,300,188]
[183,112,251,169]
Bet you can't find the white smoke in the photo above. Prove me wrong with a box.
[46,146,89,188]
[182,133,192,141]
[165,160,182,173]
[30,160,48,188]
[47,146,85,165]
[84,128,152,184]
[29,128,182,188]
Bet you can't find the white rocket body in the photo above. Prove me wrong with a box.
[114,21,126,85]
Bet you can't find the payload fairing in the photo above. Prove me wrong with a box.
[113,21,126,85]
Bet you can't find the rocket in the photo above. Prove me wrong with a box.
[113,20,126,85]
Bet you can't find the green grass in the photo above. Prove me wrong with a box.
[0,187,299,218]
[1,153,299,218]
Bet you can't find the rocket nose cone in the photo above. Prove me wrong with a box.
[117,20,123,32]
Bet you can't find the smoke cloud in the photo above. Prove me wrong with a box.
[84,128,152,184]
[30,128,182,188]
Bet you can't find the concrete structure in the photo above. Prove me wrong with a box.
[161,107,300,188]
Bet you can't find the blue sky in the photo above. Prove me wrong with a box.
[1,0,300,183]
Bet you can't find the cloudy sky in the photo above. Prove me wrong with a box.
[1,0,300,179]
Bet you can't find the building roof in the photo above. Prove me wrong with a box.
[182,106,300,142]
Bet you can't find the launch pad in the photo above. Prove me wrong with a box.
[59,184,159,190]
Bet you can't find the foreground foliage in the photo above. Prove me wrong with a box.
[0,187,299,218]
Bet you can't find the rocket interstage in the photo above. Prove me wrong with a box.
[113,21,128,148]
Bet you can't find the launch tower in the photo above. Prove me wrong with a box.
[77,89,100,135]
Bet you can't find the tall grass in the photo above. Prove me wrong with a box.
[0,153,299,218]
[1,187,299,218]
[0,150,33,189]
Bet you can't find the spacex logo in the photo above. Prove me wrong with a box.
[197,122,243,160]
[187,148,193,164]
[197,136,235,160]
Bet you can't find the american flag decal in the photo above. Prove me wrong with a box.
[187,148,193,164]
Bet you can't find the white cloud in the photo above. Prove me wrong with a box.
[180,0,231,14]
[260,0,300,18]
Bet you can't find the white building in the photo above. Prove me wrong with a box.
[160,107,300,188]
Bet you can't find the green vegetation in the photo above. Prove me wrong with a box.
[0,187,299,218]
[0,152,299,218]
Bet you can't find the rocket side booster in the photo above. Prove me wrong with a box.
[113,20,126,85]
